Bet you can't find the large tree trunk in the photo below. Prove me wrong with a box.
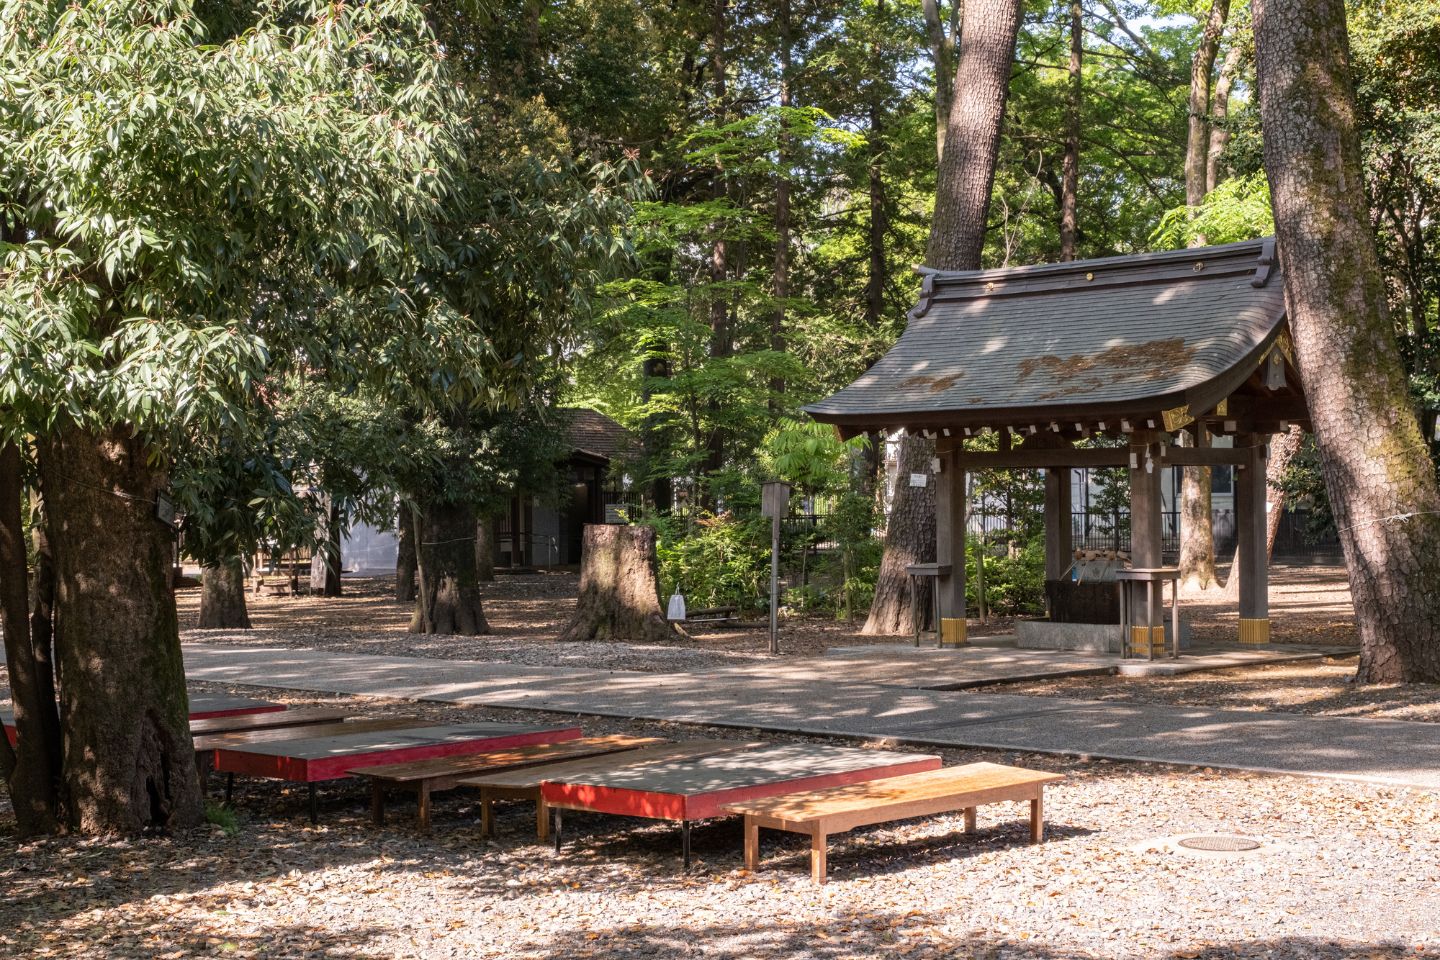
[475,514,496,583]
[1,443,63,834]
[866,0,890,328]
[769,0,791,405]
[1255,0,1440,682]
[925,0,1023,271]
[37,423,201,834]
[1179,428,1219,589]
[862,434,937,635]
[198,557,251,629]
[867,0,1019,632]
[1059,0,1082,261]
[1223,426,1304,598]
[410,499,488,635]
[1177,0,1231,588]
[559,524,684,644]
[921,0,958,162]
[396,505,417,601]
[309,497,342,597]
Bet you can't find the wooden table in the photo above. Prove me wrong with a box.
[190,706,351,737]
[213,722,581,822]
[353,735,665,832]
[458,741,760,842]
[542,743,942,868]
[5,693,285,746]
[723,762,1064,883]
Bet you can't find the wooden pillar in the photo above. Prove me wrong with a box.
[1236,434,1271,644]
[1044,467,1073,582]
[1128,435,1164,655]
[935,443,967,646]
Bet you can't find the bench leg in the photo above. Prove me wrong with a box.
[964,806,976,834]
[810,830,827,885]
[370,781,386,827]
[479,793,494,838]
[417,783,432,833]
[1030,794,1044,844]
[682,821,691,871]
[536,798,550,840]
[743,819,759,872]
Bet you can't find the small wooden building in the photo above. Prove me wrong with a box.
[805,238,1308,650]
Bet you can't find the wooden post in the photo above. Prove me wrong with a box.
[935,443,967,646]
[1236,434,1271,644]
[1128,435,1164,656]
[1044,467,1074,618]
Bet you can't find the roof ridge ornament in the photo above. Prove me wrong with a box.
[1252,237,1277,287]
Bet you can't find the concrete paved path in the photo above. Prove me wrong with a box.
[183,643,1440,792]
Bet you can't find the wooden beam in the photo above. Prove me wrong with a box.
[1235,435,1270,642]
[1044,468,1073,584]
[957,448,1128,469]
[934,448,967,645]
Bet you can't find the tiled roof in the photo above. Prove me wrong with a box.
[805,238,1287,432]
[563,408,634,462]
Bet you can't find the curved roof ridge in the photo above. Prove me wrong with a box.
[915,236,1272,283]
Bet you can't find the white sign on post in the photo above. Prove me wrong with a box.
[909,473,927,488]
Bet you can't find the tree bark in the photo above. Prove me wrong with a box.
[1223,425,1304,598]
[1207,37,1245,192]
[922,0,959,163]
[866,0,890,328]
[198,557,251,629]
[862,433,938,635]
[703,0,731,493]
[1255,0,1440,682]
[1187,0,1231,216]
[559,524,684,644]
[1,442,63,834]
[309,497,342,597]
[37,423,201,833]
[411,499,488,635]
[1179,428,1219,589]
[396,505,417,601]
[768,0,792,405]
[866,0,1019,633]
[925,0,1023,271]
[1059,0,1082,262]
[475,514,496,583]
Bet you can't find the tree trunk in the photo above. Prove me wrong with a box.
[475,514,496,582]
[925,0,1023,271]
[396,505,417,601]
[867,0,1019,632]
[703,0,731,494]
[1187,0,1231,218]
[559,524,684,644]
[1255,0,1440,682]
[1207,38,1244,191]
[768,0,791,406]
[310,497,342,597]
[1059,0,1082,261]
[1,442,63,834]
[866,0,890,328]
[922,0,958,163]
[411,499,488,635]
[1223,425,1304,598]
[198,557,251,629]
[862,433,938,635]
[37,423,201,834]
[1179,428,1219,589]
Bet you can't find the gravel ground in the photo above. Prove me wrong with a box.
[2,683,1436,960]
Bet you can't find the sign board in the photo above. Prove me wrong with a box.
[909,473,927,488]
[760,481,791,518]
[604,504,626,524]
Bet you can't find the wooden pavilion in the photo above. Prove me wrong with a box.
[805,238,1309,652]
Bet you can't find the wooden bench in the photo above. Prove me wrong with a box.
[189,706,351,737]
[457,741,760,841]
[684,605,740,625]
[350,735,664,832]
[722,762,1064,884]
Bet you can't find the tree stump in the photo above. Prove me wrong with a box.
[559,524,685,644]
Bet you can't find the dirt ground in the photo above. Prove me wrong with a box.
[2,684,1437,960]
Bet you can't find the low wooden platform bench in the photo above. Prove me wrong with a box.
[722,762,1064,884]
[349,735,664,831]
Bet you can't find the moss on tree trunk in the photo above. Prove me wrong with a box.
[1255,0,1440,682]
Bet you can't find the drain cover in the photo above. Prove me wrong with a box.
[1177,834,1262,852]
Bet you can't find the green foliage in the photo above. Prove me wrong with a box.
[204,801,240,837]
[650,512,770,612]
[761,420,868,496]
[968,536,1046,617]
[1151,173,1275,248]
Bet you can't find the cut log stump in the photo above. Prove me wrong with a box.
[559,525,686,644]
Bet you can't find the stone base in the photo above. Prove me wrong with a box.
[1016,615,1192,654]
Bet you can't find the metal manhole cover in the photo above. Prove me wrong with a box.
[1176,835,1262,852]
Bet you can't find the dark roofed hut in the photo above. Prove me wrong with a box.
[805,238,1309,654]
